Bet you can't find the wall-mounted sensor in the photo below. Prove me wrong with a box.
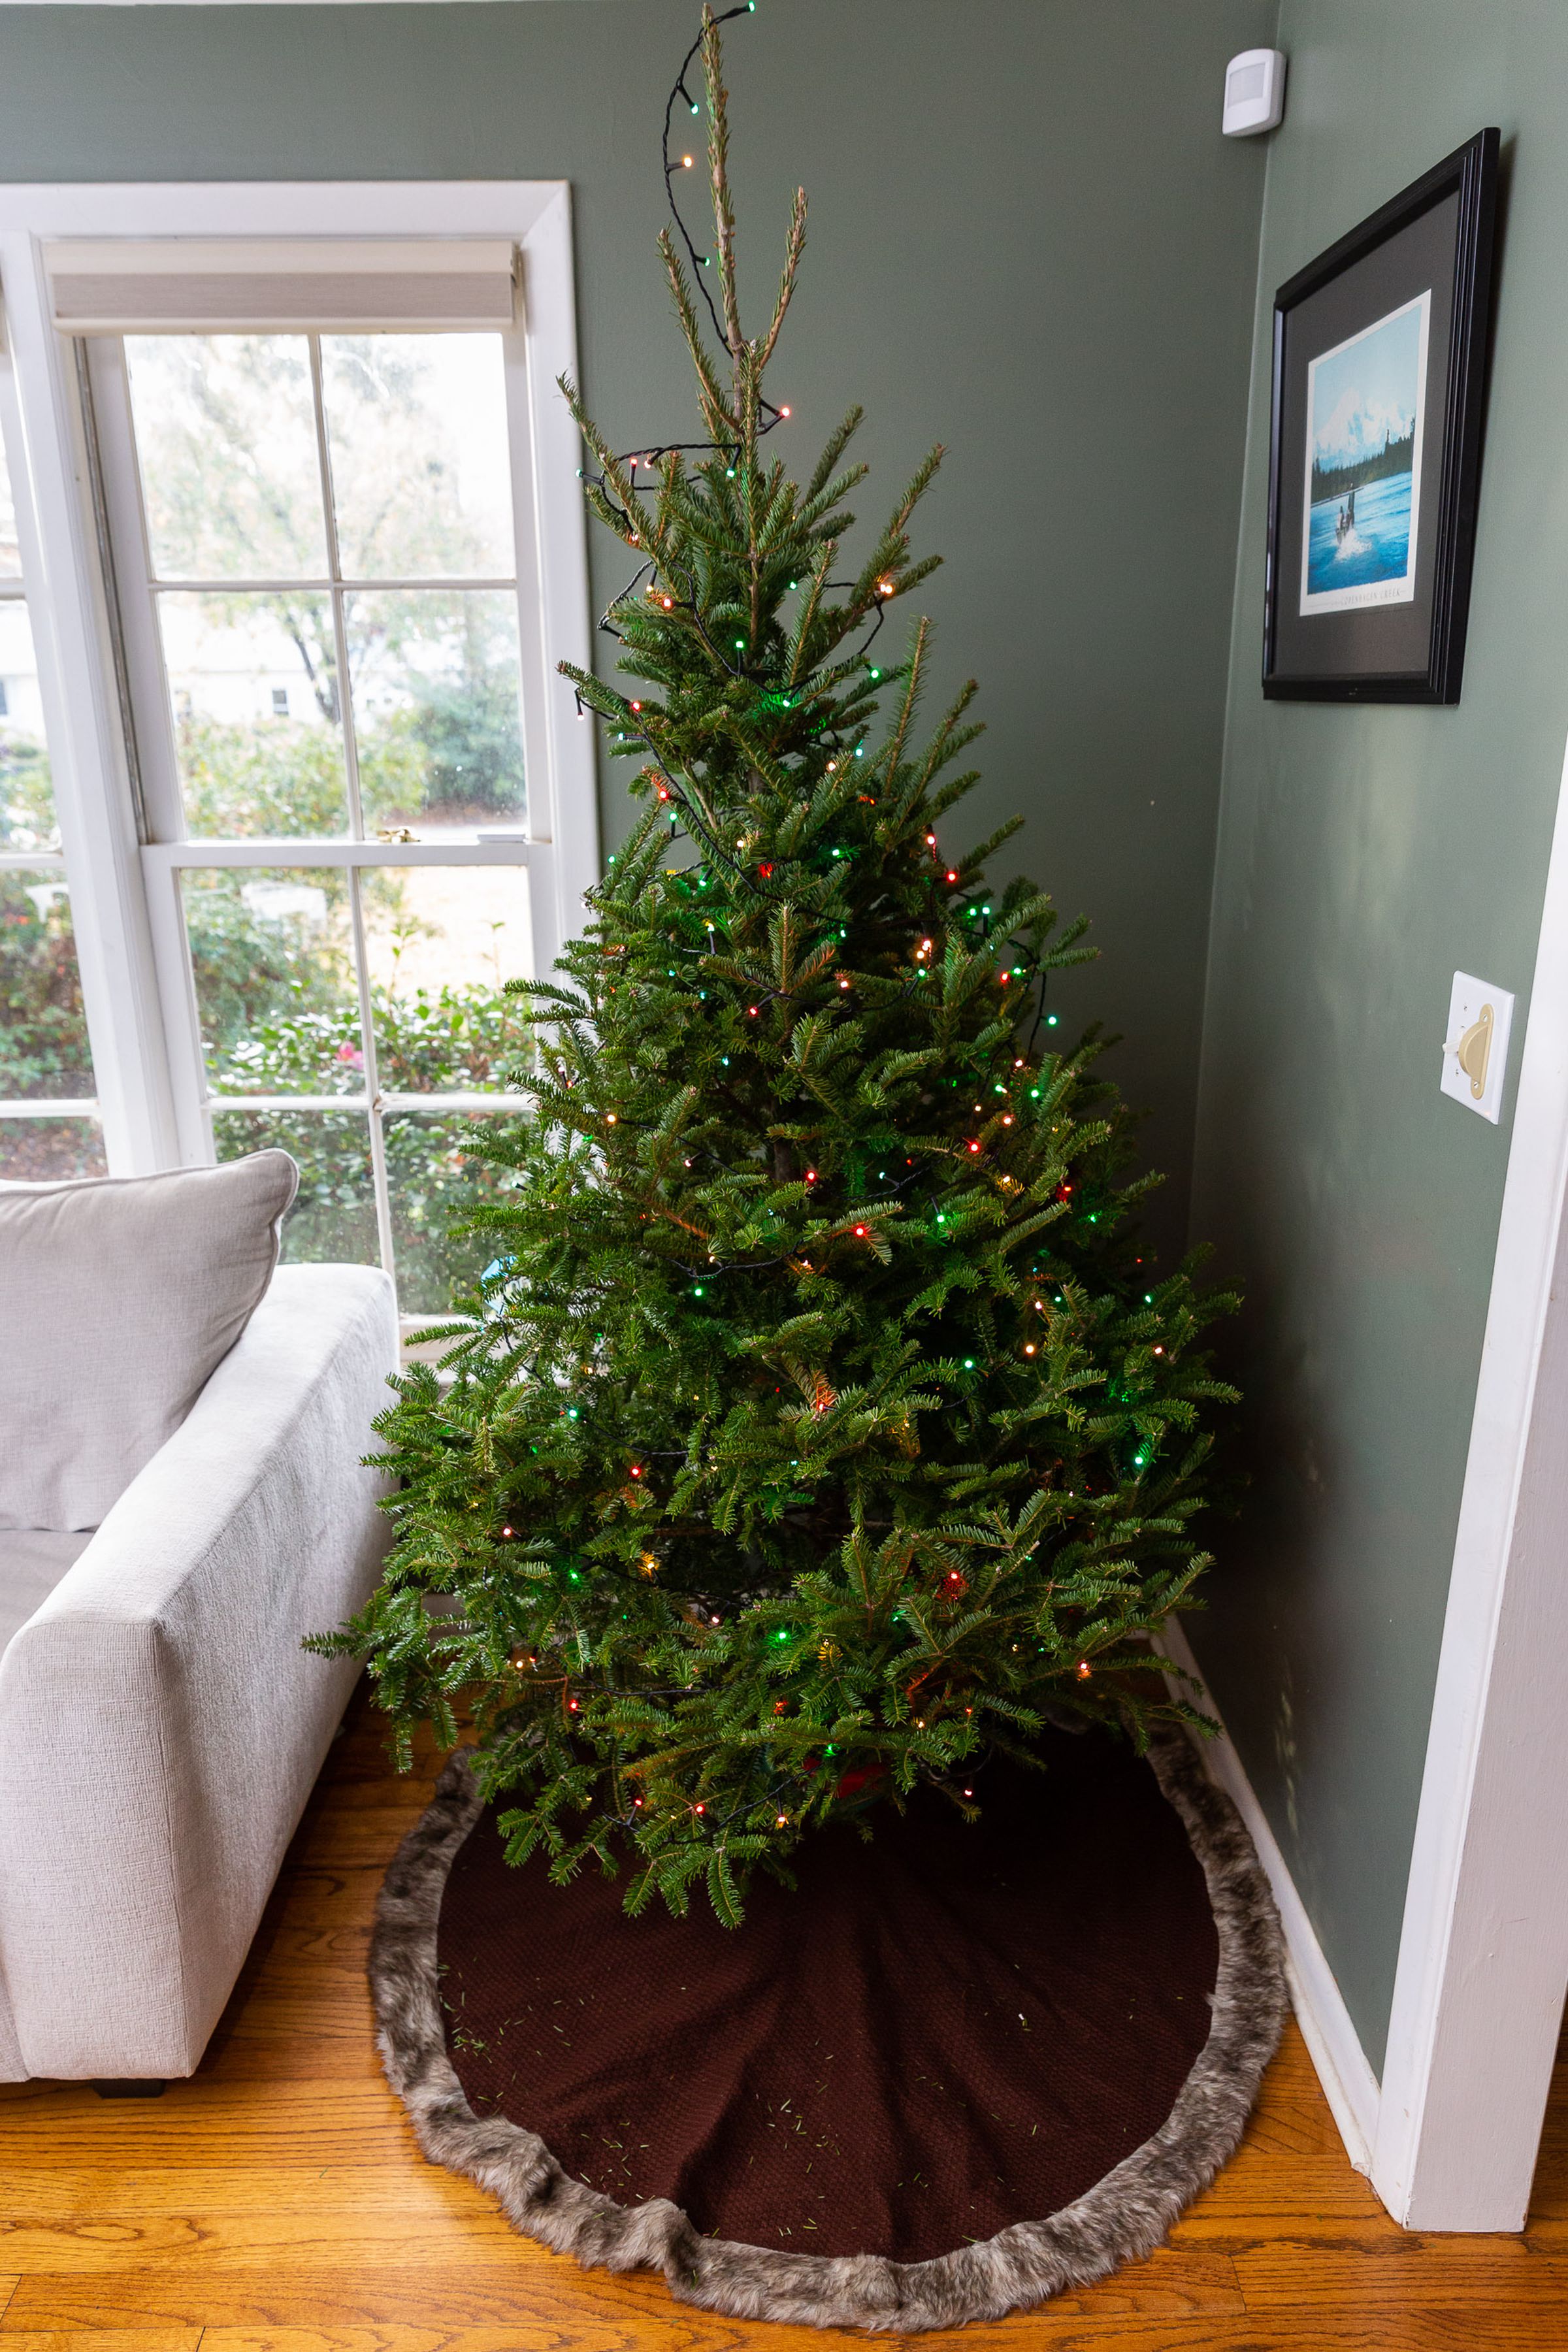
[1222,48,1287,138]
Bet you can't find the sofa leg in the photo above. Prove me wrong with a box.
[91,2079,167,2099]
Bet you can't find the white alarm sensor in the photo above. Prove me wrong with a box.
[1222,48,1287,137]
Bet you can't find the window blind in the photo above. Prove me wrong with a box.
[43,240,519,334]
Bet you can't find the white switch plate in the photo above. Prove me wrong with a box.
[1440,970,1514,1124]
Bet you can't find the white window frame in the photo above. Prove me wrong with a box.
[0,181,598,1183]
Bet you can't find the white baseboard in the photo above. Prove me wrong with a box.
[1156,1618,1382,2178]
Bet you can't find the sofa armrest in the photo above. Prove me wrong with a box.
[0,1262,398,2082]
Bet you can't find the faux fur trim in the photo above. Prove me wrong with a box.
[369,1737,1286,2332]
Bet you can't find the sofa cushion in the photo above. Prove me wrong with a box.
[0,1529,93,1656]
[0,1151,297,1531]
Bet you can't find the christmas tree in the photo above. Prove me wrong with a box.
[317,3,1236,1925]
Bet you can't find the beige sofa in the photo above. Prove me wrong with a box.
[0,1158,397,2087]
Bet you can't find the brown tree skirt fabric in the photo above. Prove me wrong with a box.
[436,1727,1219,2266]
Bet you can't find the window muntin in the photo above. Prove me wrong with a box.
[0,425,101,1179]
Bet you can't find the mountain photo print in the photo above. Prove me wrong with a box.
[1299,292,1429,615]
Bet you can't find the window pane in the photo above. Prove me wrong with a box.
[321,333,514,580]
[213,1107,378,1266]
[0,1116,105,1182]
[183,866,363,1097]
[0,431,20,579]
[348,589,525,835]
[1,870,93,1099]
[385,1109,514,1313]
[125,335,327,581]
[160,592,349,838]
[1,600,57,851]
[365,864,531,1092]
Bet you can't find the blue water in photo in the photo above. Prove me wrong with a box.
[1306,470,1413,595]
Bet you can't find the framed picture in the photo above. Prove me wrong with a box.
[1263,128,1499,704]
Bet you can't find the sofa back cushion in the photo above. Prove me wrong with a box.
[0,1151,297,1531]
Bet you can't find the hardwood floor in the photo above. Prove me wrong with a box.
[3,1691,1565,2351]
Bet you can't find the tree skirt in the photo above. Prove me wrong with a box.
[370,1728,1285,2332]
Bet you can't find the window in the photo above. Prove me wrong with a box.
[0,188,596,1336]
[103,325,535,1316]
[0,400,105,1181]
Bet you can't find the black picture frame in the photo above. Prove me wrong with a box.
[1262,129,1499,704]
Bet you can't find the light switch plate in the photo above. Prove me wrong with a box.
[1441,970,1514,1124]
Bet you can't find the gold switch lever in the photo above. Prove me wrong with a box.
[1456,1003,1494,1100]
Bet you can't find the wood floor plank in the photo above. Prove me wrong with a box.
[201,2329,1277,2352]
[0,2249,1241,2330]
[0,2334,203,2352]
[1232,2234,1559,2310]
[190,2322,1557,2352]
[0,2210,534,2272]
[1170,2157,1401,2236]
[0,2170,482,2223]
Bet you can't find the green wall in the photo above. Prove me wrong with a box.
[1188,0,1568,2070]
[0,0,1273,1257]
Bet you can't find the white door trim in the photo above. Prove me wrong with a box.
[1373,723,1568,2230]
